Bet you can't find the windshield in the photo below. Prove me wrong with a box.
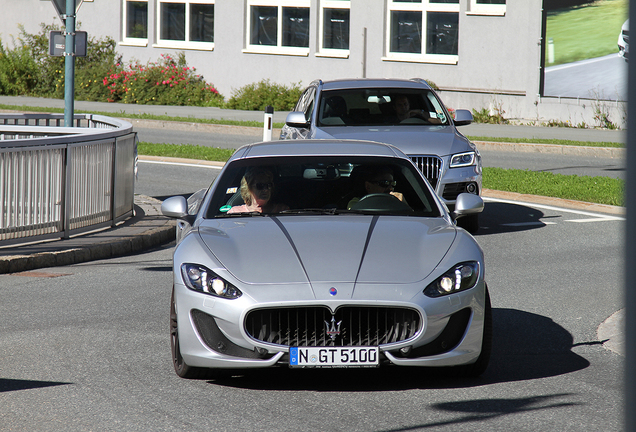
[205,156,441,219]
[317,88,451,127]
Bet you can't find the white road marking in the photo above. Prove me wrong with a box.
[565,217,622,223]
[545,54,616,72]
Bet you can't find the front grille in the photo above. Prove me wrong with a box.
[245,306,420,347]
[410,156,442,189]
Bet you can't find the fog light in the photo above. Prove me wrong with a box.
[466,182,477,194]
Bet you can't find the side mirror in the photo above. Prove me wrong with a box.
[453,109,473,126]
[285,111,310,128]
[452,193,484,220]
[161,195,188,219]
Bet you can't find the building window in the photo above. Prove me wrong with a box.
[318,0,350,57]
[122,0,148,46]
[386,0,459,64]
[156,0,214,50]
[468,0,506,16]
[246,0,310,56]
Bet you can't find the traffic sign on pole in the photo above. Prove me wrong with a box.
[50,0,83,23]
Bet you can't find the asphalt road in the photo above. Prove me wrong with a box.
[0,160,624,431]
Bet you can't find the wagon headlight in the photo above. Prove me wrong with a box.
[424,261,480,298]
[450,151,476,168]
[180,264,242,299]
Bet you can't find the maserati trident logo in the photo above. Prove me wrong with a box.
[325,316,342,341]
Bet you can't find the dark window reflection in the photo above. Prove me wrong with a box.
[282,7,309,47]
[190,4,214,42]
[127,1,148,39]
[477,0,505,4]
[251,6,277,46]
[426,12,458,55]
[161,3,185,41]
[390,11,422,54]
[323,8,350,50]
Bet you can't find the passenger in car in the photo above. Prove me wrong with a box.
[227,167,289,214]
[347,165,406,209]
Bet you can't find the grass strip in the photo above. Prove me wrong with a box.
[483,167,623,207]
[137,142,235,162]
[468,136,623,148]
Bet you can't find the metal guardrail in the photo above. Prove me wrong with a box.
[0,113,136,247]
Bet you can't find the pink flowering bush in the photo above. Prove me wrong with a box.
[102,52,224,106]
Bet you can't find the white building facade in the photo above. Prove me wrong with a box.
[0,0,625,128]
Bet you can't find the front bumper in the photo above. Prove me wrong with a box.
[173,280,488,370]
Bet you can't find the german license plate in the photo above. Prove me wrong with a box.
[289,346,379,368]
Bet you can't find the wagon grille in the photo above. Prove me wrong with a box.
[245,306,420,347]
[410,156,442,189]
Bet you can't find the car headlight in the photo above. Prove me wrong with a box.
[424,261,480,298]
[450,152,476,168]
[180,264,242,299]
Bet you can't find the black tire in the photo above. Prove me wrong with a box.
[457,214,479,234]
[170,287,216,379]
[451,286,492,378]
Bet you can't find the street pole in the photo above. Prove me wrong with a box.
[64,0,76,127]
[626,0,635,430]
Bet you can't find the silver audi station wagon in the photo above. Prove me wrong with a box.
[281,78,482,232]
[162,139,490,379]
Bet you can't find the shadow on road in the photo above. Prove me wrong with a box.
[205,308,588,392]
[475,201,558,236]
[0,378,71,393]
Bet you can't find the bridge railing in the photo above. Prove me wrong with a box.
[0,113,136,247]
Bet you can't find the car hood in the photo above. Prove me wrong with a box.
[313,125,471,156]
[197,215,456,289]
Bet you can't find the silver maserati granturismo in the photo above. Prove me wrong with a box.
[161,139,491,379]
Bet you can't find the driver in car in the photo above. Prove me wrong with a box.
[347,166,405,210]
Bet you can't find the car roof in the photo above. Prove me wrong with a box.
[315,78,432,91]
[230,139,410,161]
